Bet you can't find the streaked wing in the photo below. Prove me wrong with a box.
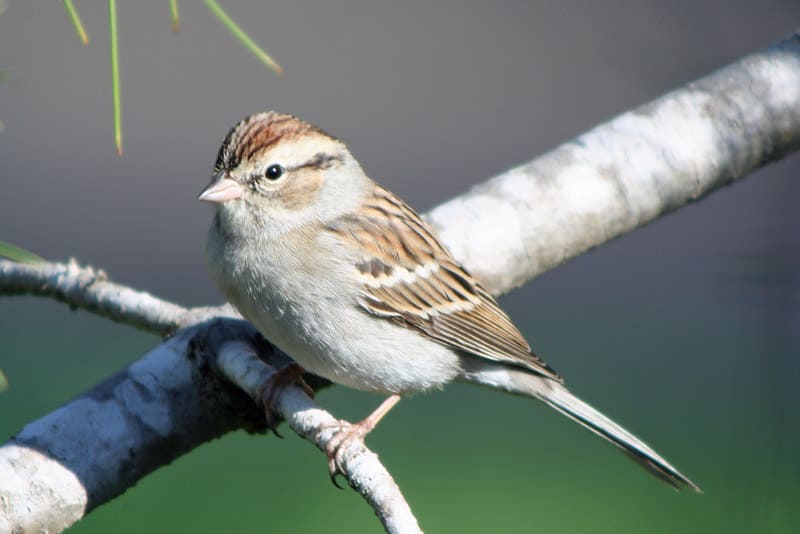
[326,184,561,382]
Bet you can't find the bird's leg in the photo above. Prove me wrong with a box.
[323,394,402,487]
[257,362,314,436]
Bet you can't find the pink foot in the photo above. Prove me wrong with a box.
[319,394,402,487]
[322,420,372,488]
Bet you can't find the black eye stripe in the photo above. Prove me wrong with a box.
[247,153,343,185]
[291,152,343,171]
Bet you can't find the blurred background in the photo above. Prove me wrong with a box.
[1,1,799,532]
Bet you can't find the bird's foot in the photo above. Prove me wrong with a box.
[319,394,402,488]
[322,419,372,488]
[257,362,313,436]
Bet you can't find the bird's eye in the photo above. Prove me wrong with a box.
[265,164,285,180]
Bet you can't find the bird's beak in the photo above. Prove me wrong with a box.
[198,174,244,203]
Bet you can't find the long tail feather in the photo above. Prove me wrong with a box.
[460,362,700,491]
[539,382,700,491]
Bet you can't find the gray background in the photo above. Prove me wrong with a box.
[1,2,799,533]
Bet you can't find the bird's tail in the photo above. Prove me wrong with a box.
[537,380,700,491]
[460,363,700,491]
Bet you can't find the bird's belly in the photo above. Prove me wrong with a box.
[236,291,462,395]
[209,228,462,395]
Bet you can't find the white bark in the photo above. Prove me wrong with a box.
[2,30,800,534]
[0,326,258,533]
[0,295,417,533]
[217,341,422,534]
[428,32,800,294]
[0,258,187,336]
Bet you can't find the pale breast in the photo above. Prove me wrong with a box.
[206,221,462,394]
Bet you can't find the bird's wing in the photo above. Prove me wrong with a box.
[326,184,561,382]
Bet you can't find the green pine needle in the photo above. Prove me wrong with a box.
[203,0,283,74]
[170,0,179,32]
[109,0,122,155]
[0,240,44,263]
[63,0,89,45]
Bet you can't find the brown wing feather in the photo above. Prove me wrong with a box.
[327,184,562,382]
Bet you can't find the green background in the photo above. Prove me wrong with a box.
[1,2,798,532]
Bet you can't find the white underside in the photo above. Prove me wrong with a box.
[246,300,462,394]
[207,221,462,394]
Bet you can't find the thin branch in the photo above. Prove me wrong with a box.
[217,341,422,534]
[0,258,187,336]
[1,29,800,534]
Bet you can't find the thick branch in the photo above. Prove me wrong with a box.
[427,31,800,294]
[0,316,418,533]
[2,30,800,534]
[0,322,262,534]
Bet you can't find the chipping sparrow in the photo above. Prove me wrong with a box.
[200,111,698,490]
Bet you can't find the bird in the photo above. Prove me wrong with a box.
[199,111,699,491]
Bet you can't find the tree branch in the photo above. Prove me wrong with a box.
[0,323,249,533]
[1,30,799,534]
[0,258,187,336]
[0,258,243,337]
[216,341,422,534]
[427,31,800,294]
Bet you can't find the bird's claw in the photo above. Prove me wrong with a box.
[256,362,313,436]
[322,420,369,489]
